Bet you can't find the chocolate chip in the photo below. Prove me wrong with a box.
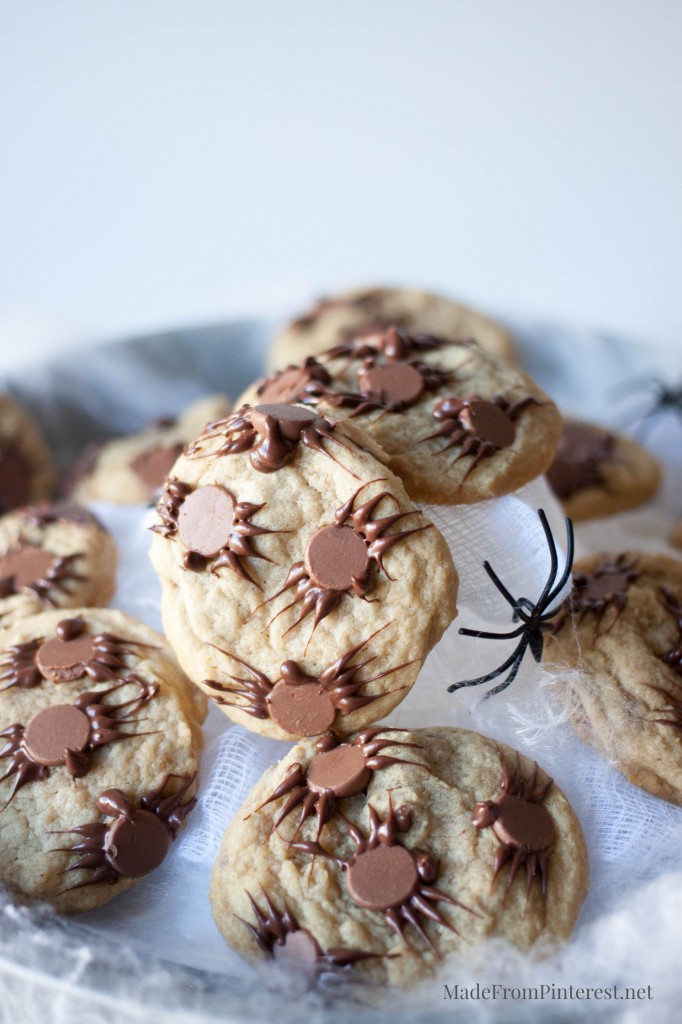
[0,548,56,589]
[358,362,424,405]
[346,845,418,911]
[304,526,370,592]
[177,485,236,557]
[267,679,336,736]
[250,404,318,442]
[36,633,96,682]
[130,445,183,491]
[459,401,515,447]
[22,704,91,766]
[104,810,171,877]
[491,793,555,851]
[307,743,372,797]
[257,368,318,404]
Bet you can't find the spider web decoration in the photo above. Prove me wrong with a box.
[616,376,682,439]
[449,509,574,700]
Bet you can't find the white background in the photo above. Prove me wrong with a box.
[1,0,681,371]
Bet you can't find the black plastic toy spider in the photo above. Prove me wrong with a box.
[618,377,682,438]
[448,509,574,699]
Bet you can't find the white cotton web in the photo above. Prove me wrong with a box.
[176,718,291,865]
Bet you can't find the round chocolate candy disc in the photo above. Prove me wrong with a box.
[250,404,317,441]
[273,928,321,968]
[131,445,182,491]
[0,547,56,588]
[346,844,418,911]
[177,485,236,557]
[492,794,555,851]
[578,571,633,603]
[105,809,171,878]
[258,368,314,405]
[23,704,91,766]
[307,743,371,798]
[460,401,515,447]
[304,525,370,592]
[36,633,97,682]
[358,362,424,406]
[267,680,336,736]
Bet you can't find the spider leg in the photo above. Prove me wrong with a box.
[481,561,531,622]
[458,623,528,641]
[545,516,575,606]
[448,637,529,695]
[532,509,559,612]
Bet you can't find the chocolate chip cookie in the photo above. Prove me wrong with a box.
[547,552,682,804]
[269,286,515,370]
[240,328,562,505]
[0,394,54,515]
[0,608,206,912]
[68,394,230,504]
[0,502,117,627]
[149,405,457,740]
[546,418,661,520]
[210,726,588,987]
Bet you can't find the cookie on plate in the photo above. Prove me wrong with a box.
[269,286,515,370]
[240,328,562,505]
[545,418,661,520]
[0,394,54,515]
[149,404,457,740]
[0,607,206,912]
[68,394,231,505]
[547,552,682,805]
[211,726,588,987]
[0,502,117,627]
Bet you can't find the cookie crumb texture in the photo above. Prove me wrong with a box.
[0,607,206,912]
[150,411,457,740]
[0,503,118,626]
[69,394,230,504]
[548,552,682,804]
[269,286,516,369]
[242,329,561,505]
[211,727,588,987]
[0,394,55,515]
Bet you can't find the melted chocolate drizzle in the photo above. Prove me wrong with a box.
[472,752,554,909]
[205,626,416,737]
[0,676,158,805]
[52,773,196,891]
[254,727,426,837]
[552,555,640,636]
[284,795,476,951]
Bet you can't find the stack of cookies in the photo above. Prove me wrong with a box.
[4,283,677,995]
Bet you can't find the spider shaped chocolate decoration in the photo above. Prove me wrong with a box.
[52,772,196,891]
[322,326,472,363]
[22,502,101,529]
[414,393,539,478]
[258,480,430,641]
[238,888,378,973]
[0,676,157,806]
[472,752,554,907]
[185,403,353,475]
[260,329,459,418]
[0,543,84,608]
[0,442,32,514]
[450,509,574,699]
[545,421,615,501]
[153,479,282,587]
[285,796,474,952]
[205,627,415,737]
[647,588,682,729]
[253,727,426,837]
[130,443,184,494]
[551,553,640,636]
[0,616,151,691]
